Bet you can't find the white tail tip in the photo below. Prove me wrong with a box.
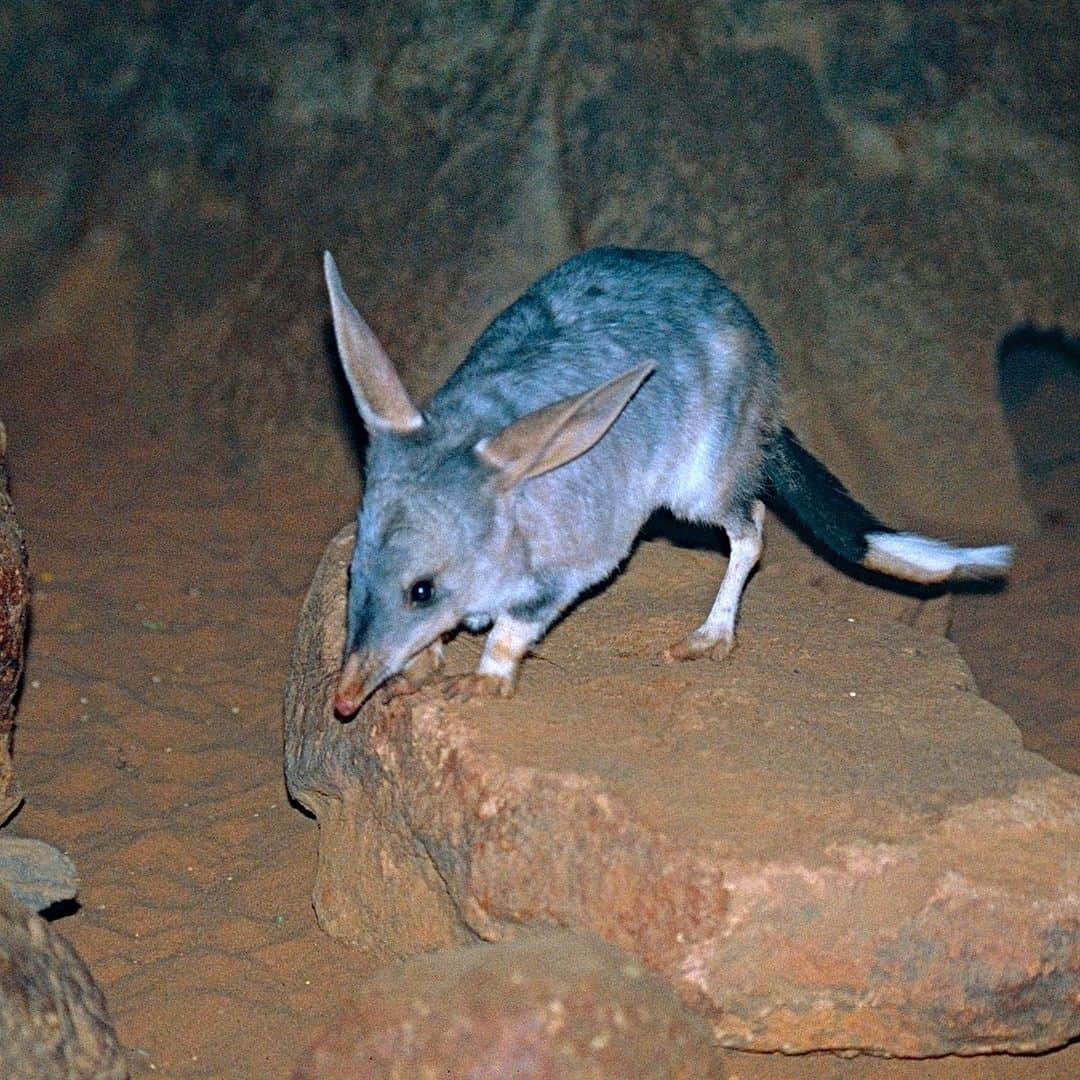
[863,532,1013,585]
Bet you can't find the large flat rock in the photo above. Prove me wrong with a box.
[284,525,1080,1057]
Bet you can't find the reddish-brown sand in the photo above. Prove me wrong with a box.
[2,332,1076,1077]
[5,338,374,1075]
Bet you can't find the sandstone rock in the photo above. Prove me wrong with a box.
[285,526,1080,1057]
[295,929,723,1079]
[0,882,127,1079]
[0,422,28,826]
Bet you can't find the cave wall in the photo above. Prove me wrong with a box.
[3,1,1076,533]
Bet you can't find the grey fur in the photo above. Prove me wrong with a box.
[324,246,1010,713]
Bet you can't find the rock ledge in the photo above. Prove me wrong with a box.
[285,526,1080,1057]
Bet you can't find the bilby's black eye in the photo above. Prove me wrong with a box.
[407,578,435,607]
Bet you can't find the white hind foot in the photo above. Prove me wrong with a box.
[664,626,736,662]
[664,499,764,663]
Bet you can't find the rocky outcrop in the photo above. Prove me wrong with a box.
[0,883,127,1080]
[285,526,1080,1057]
[295,930,723,1079]
[0,422,28,826]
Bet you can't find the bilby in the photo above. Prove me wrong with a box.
[325,247,1011,716]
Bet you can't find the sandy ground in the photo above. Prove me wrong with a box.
[2,332,1077,1077]
[5,338,372,1075]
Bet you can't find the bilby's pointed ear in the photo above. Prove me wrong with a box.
[324,251,423,434]
[476,362,655,488]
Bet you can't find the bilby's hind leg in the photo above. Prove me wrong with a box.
[665,498,765,662]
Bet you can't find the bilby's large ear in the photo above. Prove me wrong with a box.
[324,251,423,434]
[476,363,655,488]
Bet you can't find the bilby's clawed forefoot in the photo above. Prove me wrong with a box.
[322,247,1012,712]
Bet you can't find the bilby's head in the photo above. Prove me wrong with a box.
[334,442,500,716]
[323,252,653,716]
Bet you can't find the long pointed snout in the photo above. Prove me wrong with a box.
[333,651,387,720]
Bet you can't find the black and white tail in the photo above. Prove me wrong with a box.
[764,427,1013,585]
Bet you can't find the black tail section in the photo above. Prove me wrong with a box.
[763,426,891,566]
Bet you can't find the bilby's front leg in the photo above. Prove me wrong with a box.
[405,637,445,685]
[444,614,543,700]
[382,638,446,699]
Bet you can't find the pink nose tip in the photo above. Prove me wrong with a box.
[334,652,370,720]
[333,688,363,719]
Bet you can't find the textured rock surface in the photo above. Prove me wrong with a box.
[0,422,28,825]
[285,526,1080,1057]
[295,929,724,1079]
[0,882,127,1080]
